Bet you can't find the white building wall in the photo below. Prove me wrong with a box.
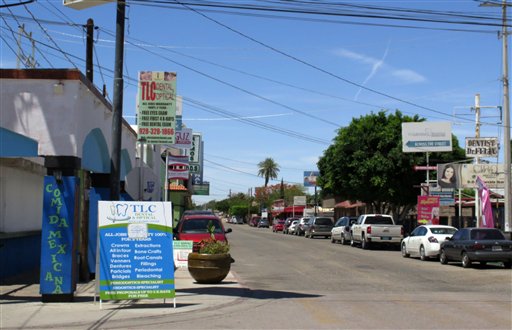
[2,77,136,163]
[0,159,45,233]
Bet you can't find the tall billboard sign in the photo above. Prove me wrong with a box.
[189,133,201,174]
[402,122,452,153]
[167,155,189,180]
[304,171,319,187]
[98,201,175,301]
[437,163,506,189]
[417,196,440,225]
[137,71,177,144]
[465,137,499,158]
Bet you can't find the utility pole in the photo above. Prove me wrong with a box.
[110,1,126,201]
[16,24,37,68]
[502,1,512,233]
[86,18,94,83]
[480,0,511,233]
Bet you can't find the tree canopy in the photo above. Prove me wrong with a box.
[257,158,280,187]
[317,110,466,220]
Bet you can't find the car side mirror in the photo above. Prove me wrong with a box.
[445,237,451,241]
[345,226,350,231]
[172,227,178,234]
[226,228,233,233]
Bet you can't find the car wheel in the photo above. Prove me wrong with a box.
[330,235,335,243]
[440,249,448,264]
[503,261,512,269]
[361,235,370,250]
[350,235,355,247]
[419,245,427,261]
[401,243,410,258]
[461,252,472,268]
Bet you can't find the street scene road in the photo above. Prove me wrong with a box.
[175,223,512,329]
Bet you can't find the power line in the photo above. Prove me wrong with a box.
[100,28,342,128]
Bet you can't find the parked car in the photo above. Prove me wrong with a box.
[249,216,261,227]
[440,228,512,268]
[257,218,270,228]
[283,217,300,234]
[236,216,245,224]
[401,225,457,260]
[331,216,358,245]
[350,214,403,249]
[295,217,310,236]
[304,216,334,239]
[272,219,286,232]
[287,220,300,235]
[173,215,232,252]
[180,209,214,221]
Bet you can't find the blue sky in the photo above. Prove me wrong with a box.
[1,0,508,204]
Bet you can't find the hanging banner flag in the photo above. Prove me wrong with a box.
[137,71,177,144]
[168,155,189,180]
[476,176,495,229]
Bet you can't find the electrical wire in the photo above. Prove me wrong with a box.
[21,3,78,68]
[100,28,342,128]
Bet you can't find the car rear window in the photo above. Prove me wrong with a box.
[365,216,394,225]
[471,229,505,240]
[315,218,332,225]
[181,219,222,233]
[431,227,457,235]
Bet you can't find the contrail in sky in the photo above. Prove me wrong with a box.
[354,41,391,101]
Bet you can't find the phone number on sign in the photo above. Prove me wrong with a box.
[139,128,174,135]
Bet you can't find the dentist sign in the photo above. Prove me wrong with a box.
[98,201,175,301]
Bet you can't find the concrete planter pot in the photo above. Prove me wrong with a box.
[187,253,235,284]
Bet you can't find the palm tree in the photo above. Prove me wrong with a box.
[257,158,280,187]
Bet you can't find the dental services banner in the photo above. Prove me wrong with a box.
[98,201,174,300]
[137,71,177,144]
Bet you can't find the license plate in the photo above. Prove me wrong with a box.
[381,237,392,240]
[492,246,503,251]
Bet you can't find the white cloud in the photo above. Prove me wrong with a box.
[392,69,426,83]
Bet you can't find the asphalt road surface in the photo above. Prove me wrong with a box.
[148,223,512,329]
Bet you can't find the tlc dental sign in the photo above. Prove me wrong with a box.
[465,137,498,158]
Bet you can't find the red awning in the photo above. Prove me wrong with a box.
[283,205,305,213]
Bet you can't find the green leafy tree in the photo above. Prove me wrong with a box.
[255,183,306,209]
[317,110,466,221]
[257,158,280,187]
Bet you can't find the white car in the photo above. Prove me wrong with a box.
[287,220,299,235]
[401,225,458,261]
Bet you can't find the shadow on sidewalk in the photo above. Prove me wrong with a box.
[178,286,322,300]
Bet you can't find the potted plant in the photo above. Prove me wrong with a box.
[187,221,235,284]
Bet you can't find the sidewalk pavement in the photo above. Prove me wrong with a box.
[1,268,246,329]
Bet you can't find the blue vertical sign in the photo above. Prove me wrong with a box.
[98,201,174,300]
[40,176,77,295]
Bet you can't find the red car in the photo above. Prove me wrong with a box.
[174,215,232,252]
[272,219,286,232]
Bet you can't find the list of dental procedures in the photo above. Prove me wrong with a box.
[98,201,175,301]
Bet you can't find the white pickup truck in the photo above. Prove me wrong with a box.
[350,214,403,249]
